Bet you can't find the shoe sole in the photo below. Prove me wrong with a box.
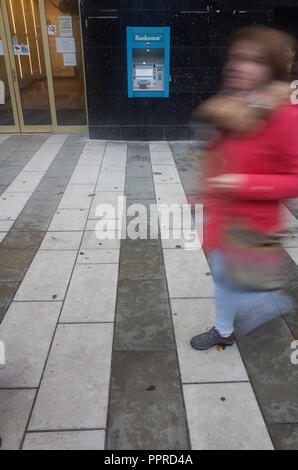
[190,340,235,351]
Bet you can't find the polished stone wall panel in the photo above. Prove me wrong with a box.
[80,1,298,140]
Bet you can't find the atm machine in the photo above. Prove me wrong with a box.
[126,27,170,98]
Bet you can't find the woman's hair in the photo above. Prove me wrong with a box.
[227,25,297,80]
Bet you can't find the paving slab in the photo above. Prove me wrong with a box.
[0,192,32,220]
[69,165,100,185]
[183,382,273,450]
[149,142,171,152]
[125,177,155,199]
[96,171,126,192]
[0,220,14,231]
[77,249,119,264]
[77,151,104,166]
[119,239,164,281]
[48,208,89,231]
[0,301,62,388]
[57,184,95,209]
[6,171,44,193]
[126,160,152,177]
[171,298,248,383]
[0,281,20,322]
[236,317,298,424]
[268,424,298,450]
[0,248,37,282]
[114,279,175,351]
[89,191,125,219]
[150,151,176,167]
[0,166,25,186]
[31,177,69,201]
[106,351,190,450]
[14,250,77,301]
[81,230,121,250]
[152,165,181,184]
[60,264,118,322]
[13,197,61,231]
[29,323,113,431]
[1,230,44,250]
[22,430,105,450]
[163,249,213,298]
[40,231,83,250]
[0,389,36,450]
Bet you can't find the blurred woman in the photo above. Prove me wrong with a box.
[191,26,298,350]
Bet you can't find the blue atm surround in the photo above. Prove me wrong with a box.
[127,27,170,98]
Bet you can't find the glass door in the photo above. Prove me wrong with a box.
[43,0,87,127]
[0,2,19,131]
[0,0,87,133]
[2,0,53,131]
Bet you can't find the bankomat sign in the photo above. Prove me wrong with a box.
[134,33,163,41]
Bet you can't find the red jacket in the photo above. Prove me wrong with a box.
[203,102,298,252]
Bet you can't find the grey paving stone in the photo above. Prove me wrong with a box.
[126,161,152,177]
[22,430,105,450]
[0,166,24,185]
[127,142,150,161]
[46,158,79,178]
[114,279,175,351]
[236,317,298,424]
[4,150,34,167]
[0,149,14,163]
[0,230,44,250]
[106,351,190,450]
[0,135,28,150]
[13,198,60,231]
[0,281,20,322]
[119,239,164,281]
[268,423,298,450]
[0,389,36,450]
[125,177,155,199]
[282,260,298,334]
[125,198,159,238]
[0,248,37,282]
[31,177,69,201]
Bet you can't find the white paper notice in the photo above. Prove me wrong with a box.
[59,16,73,37]
[0,40,4,55]
[55,37,75,53]
[63,53,76,66]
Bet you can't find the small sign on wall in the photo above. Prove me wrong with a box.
[59,16,73,37]
[48,24,57,35]
[63,53,76,66]
[55,37,75,53]
[13,44,29,55]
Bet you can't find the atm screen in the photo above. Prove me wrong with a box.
[135,66,154,78]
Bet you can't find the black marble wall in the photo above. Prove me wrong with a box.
[80,0,298,140]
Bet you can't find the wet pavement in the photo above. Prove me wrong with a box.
[0,134,297,450]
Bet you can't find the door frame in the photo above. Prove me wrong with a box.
[0,0,21,132]
[0,0,88,133]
